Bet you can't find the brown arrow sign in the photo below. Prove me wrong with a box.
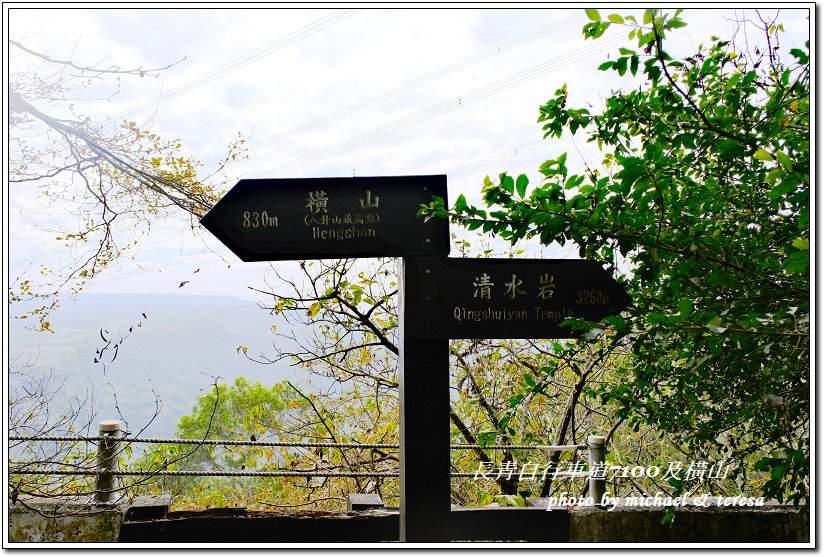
[200,175,449,261]
[402,257,630,339]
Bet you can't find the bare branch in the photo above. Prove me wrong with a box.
[9,38,185,77]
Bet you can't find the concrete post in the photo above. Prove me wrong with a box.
[96,420,122,504]
[347,493,384,512]
[588,435,607,505]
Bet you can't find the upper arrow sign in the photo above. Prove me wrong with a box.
[403,257,631,339]
[200,175,449,261]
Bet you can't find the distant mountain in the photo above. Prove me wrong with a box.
[9,293,318,437]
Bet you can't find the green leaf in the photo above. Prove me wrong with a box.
[500,173,515,194]
[608,13,624,24]
[705,316,727,334]
[598,61,615,71]
[675,298,693,320]
[784,251,809,274]
[565,174,585,190]
[701,57,713,75]
[454,193,468,213]
[585,8,601,21]
[592,22,611,39]
[477,431,498,447]
[789,48,809,64]
[515,174,529,198]
[769,180,795,201]
[765,168,784,183]
[792,238,809,251]
[776,151,793,171]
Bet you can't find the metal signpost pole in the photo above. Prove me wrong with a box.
[398,257,451,542]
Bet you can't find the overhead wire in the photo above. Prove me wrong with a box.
[247,8,705,178]
[446,140,546,177]
[247,12,585,151]
[112,9,360,123]
[246,30,630,178]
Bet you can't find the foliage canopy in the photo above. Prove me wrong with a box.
[423,9,810,503]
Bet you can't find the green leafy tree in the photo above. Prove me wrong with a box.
[134,377,400,510]
[423,9,810,504]
[133,378,293,508]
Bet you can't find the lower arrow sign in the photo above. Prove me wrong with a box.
[403,257,630,339]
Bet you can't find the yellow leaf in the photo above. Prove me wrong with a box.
[753,148,773,161]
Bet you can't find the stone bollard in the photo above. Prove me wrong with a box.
[587,435,607,506]
[96,420,122,505]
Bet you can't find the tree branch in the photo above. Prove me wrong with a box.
[9,39,185,77]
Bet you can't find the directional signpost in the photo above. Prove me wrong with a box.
[200,175,449,261]
[201,174,630,543]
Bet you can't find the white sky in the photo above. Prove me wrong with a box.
[5,5,814,303]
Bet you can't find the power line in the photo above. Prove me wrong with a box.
[248,8,706,178]
[113,9,360,123]
[247,31,630,178]
[446,140,546,177]
[247,12,584,151]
